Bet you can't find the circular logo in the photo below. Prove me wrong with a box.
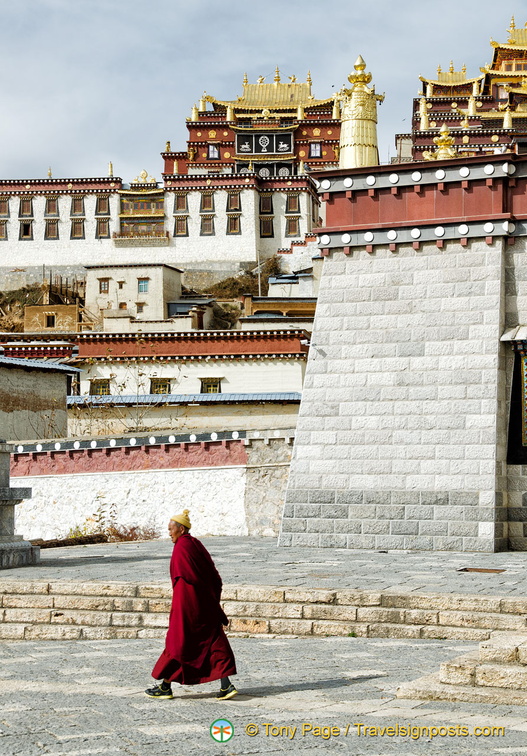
[210,719,234,742]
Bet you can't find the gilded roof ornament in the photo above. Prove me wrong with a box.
[243,72,248,86]
[338,55,384,169]
[132,169,157,184]
[423,123,458,161]
[274,66,280,83]
[47,167,52,179]
[208,69,330,109]
[108,161,113,177]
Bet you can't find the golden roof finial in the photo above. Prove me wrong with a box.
[437,64,442,75]
[449,60,454,73]
[423,123,458,161]
[108,161,113,177]
[274,66,280,83]
[462,63,467,75]
[307,70,312,85]
[354,55,366,71]
[243,72,248,86]
[165,140,171,152]
[511,14,516,30]
[47,167,52,179]
[289,74,297,83]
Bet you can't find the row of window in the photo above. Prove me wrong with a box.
[0,219,110,241]
[174,215,300,238]
[88,377,222,395]
[98,278,149,294]
[0,196,110,218]
[174,193,300,215]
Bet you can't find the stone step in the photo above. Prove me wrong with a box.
[1,580,527,641]
[398,671,527,706]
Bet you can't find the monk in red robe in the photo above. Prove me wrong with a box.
[145,509,237,700]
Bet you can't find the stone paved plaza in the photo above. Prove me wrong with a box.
[7,536,527,596]
[3,636,527,755]
[4,538,527,753]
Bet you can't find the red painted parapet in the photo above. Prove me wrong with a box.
[311,152,527,253]
[11,438,247,478]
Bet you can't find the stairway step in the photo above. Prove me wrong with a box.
[398,671,527,706]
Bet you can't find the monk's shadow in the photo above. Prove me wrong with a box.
[180,674,387,701]
[40,553,170,568]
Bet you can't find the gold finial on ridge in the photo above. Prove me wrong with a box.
[449,60,454,73]
[243,72,248,86]
[165,140,171,152]
[108,161,113,177]
[511,15,516,30]
[307,70,312,85]
[437,64,442,75]
[274,66,280,83]
[462,63,467,75]
[354,55,366,71]
[423,123,458,161]
[47,167,52,179]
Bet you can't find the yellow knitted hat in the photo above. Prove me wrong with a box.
[170,509,192,529]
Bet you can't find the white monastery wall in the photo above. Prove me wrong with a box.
[280,239,508,552]
[0,368,68,442]
[78,357,305,396]
[15,466,248,541]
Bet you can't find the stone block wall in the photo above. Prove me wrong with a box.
[280,239,508,552]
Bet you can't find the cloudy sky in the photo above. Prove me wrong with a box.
[1,1,526,181]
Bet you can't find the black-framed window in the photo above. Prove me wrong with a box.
[226,193,241,211]
[71,219,85,239]
[200,378,221,393]
[19,221,33,240]
[259,217,274,237]
[99,278,110,294]
[0,197,9,217]
[200,215,215,236]
[200,193,214,212]
[45,314,56,328]
[259,194,273,214]
[226,215,241,235]
[286,194,300,213]
[71,196,85,216]
[96,219,110,238]
[89,379,110,396]
[45,220,59,240]
[151,378,171,394]
[96,196,110,215]
[45,197,59,216]
[174,193,188,212]
[19,197,33,217]
[0,221,7,240]
[286,217,300,237]
[174,216,188,236]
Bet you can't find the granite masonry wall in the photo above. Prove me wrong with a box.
[280,238,508,552]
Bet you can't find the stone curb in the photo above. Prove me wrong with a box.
[1,580,527,642]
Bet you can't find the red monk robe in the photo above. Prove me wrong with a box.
[151,532,236,685]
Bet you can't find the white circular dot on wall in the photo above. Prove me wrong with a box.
[341,233,351,244]
[484,222,494,233]
[389,173,399,184]
[253,431,260,438]
[366,175,376,186]
[129,438,136,446]
[458,224,469,235]
[273,429,280,437]
[320,179,331,190]
[36,444,42,452]
[411,171,422,182]
[109,439,116,447]
[363,232,374,243]
[73,441,80,449]
[410,228,421,239]
[231,431,239,439]
[90,440,97,448]
[502,221,516,234]
[502,162,516,175]
[17,446,23,453]
[387,230,397,241]
[168,435,176,443]
[320,235,331,245]
[435,169,446,180]
[459,166,470,178]
[435,226,445,237]
[484,164,495,175]
[210,432,218,441]
[190,434,197,442]
[343,177,353,188]
[54,443,61,451]
[149,436,156,444]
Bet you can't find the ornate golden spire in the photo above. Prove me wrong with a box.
[449,60,454,73]
[274,66,280,83]
[108,161,113,177]
[243,72,248,86]
[47,167,52,179]
[423,123,458,160]
[338,55,384,169]
[307,70,312,85]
